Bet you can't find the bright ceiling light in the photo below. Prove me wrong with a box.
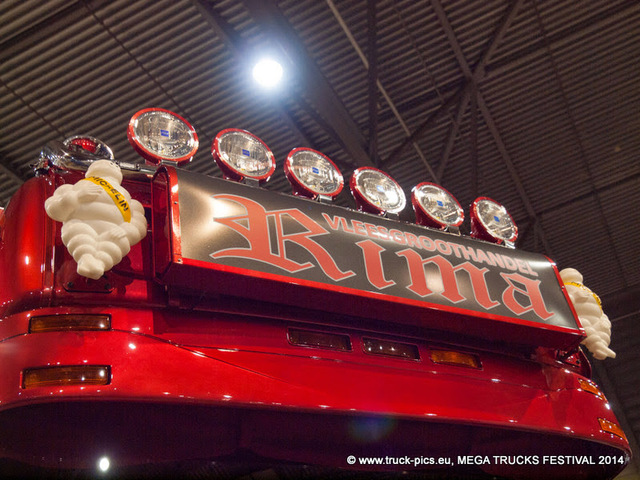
[252,58,283,88]
[98,456,110,472]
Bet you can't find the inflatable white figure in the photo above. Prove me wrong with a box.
[560,268,615,360]
[45,160,147,280]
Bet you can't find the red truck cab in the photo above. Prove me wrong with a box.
[0,125,630,479]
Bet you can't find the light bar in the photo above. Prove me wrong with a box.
[22,365,111,389]
[349,167,406,215]
[127,108,199,166]
[284,148,343,199]
[412,182,464,230]
[211,129,276,184]
[470,197,518,246]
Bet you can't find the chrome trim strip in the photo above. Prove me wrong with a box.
[35,140,157,179]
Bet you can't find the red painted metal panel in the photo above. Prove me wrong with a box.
[0,305,629,477]
[0,167,628,477]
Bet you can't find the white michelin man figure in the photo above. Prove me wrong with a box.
[45,160,147,280]
[560,268,616,360]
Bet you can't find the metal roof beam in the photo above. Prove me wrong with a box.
[366,0,379,166]
[469,82,478,200]
[431,0,552,254]
[602,286,640,324]
[191,0,313,150]
[433,0,526,182]
[530,0,628,289]
[0,160,24,185]
[485,0,640,78]
[0,1,85,65]
[536,171,640,218]
[475,91,554,255]
[326,0,436,177]
[240,0,373,167]
[436,88,469,183]
[381,84,468,170]
[471,0,526,81]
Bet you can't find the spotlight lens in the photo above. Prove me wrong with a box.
[212,129,276,183]
[284,148,343,198]
[412,182,464,229]
[252,59,283,88]
[127,108,198,166]
[471,197,518,244]
[350,167,406,215]
[63,136,114,160]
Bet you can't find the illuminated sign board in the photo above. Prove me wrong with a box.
[152,168,583,349]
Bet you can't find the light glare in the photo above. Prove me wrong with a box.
[98,456,110,472]
[252,58,283,88]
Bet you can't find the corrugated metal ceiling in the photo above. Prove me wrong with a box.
[1,0,639,477]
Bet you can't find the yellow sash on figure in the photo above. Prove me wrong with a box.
[82,176,132,223]
[564,281,602,310]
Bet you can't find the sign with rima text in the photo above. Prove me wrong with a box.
[153,168,583,349]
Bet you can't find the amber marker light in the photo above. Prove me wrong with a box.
[29,314,111,333]
[284,148,344,200]
[430,350,482,369]
[578,378,606,400]
[350,167,406,215]
[598,418,627,441]
[22,365,111,389]
[212,128,276,184]
[470,197,518,247]
[128,108,199,166]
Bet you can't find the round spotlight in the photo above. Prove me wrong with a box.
[284,148,344,200]
[127,108,198,166]
[63,135,114,160]
[412,182,464,230]
[252,58,283,88]
[349,167,406,215]
[470,197,518,245]
[211,128,276,184]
